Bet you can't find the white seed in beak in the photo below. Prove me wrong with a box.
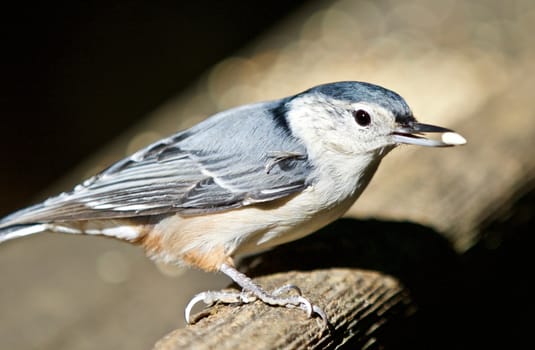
[441,132,467,146]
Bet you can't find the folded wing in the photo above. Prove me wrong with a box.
[0,100,312,227]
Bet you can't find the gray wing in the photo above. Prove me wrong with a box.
[0,100,313,226]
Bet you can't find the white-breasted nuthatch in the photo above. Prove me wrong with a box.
[0,81,466,323]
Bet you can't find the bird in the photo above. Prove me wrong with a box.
[0,81,466,324]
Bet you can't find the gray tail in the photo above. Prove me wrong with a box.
[0,224,49,244]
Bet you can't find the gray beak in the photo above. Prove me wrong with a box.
[392,122,467,147]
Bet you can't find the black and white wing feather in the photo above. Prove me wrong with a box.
[0,100,313,227]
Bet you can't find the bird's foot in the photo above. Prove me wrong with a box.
[184,264,327,324]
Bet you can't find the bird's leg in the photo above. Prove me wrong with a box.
[185,263,327,324]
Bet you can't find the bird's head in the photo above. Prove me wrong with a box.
[285,81,466,157]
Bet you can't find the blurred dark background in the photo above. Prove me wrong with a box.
[0,0,307,215]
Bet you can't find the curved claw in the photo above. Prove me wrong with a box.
[185,290,244,324]
[312,305,328,324]
[185,292,209,324]
[277,295,327,324]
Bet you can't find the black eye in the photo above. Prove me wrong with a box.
[353,109,371,126]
